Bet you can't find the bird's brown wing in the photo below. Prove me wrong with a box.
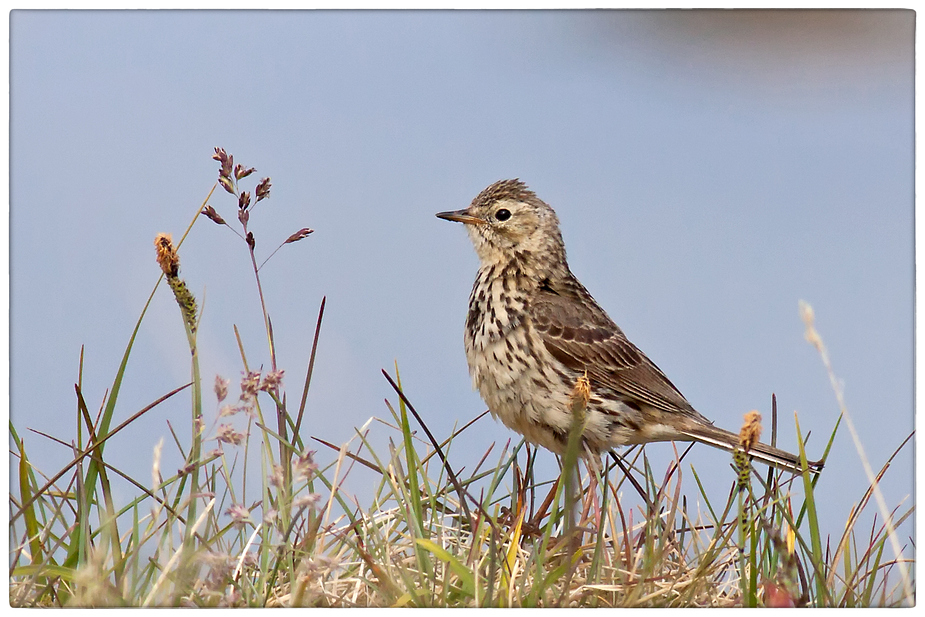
[529,279,824,473]
[529,282,708,423]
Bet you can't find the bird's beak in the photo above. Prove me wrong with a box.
[436,209,486,225]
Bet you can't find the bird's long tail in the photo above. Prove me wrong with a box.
[678,424,824,474]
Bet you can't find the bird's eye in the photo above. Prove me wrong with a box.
[495,208,511,222]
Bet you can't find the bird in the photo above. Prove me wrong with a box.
[437,179,822,474]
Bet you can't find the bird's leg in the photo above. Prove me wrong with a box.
[582,466,602,535]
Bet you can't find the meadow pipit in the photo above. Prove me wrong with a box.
[438,179,822,474]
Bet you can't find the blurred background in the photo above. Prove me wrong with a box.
[10,10,914,551]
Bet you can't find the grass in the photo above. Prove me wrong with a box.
[8,150,915,607]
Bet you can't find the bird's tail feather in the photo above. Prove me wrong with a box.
[678,424,823,474]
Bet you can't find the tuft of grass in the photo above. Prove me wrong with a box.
[8,152,914,606]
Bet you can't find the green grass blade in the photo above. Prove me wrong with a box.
[795,414,827,606]
[416,538,476,598]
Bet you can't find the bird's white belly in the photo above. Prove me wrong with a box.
[466,324,582,452]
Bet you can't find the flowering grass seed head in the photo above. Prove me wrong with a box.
[214,375,230,403]
[285,227,314,244]
[260,369,285,391]
[201,205,226,226]
[293,450,319,481]
[154,233,180,278]
[154,233,198,332]
[255,177,271,202]
[570,372,591,415]
[294,493,322,511]
[216,423,244,446]
[732,411,763,489]
[224,503,252,528]
[238,191,251,211]
[234,164,256,180]
[739,410,763,454]
[240,370,262,401]
[268,464,285,488]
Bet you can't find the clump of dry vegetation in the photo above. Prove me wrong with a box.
[9,151,914,607]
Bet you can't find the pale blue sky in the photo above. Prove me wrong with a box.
[10,10,914,550]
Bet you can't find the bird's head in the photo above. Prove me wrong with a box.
[437,179,566,272]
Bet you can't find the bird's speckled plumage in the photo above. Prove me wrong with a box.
[438,179,822,473]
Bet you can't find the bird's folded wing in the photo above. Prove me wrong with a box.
[530,289,702,420]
